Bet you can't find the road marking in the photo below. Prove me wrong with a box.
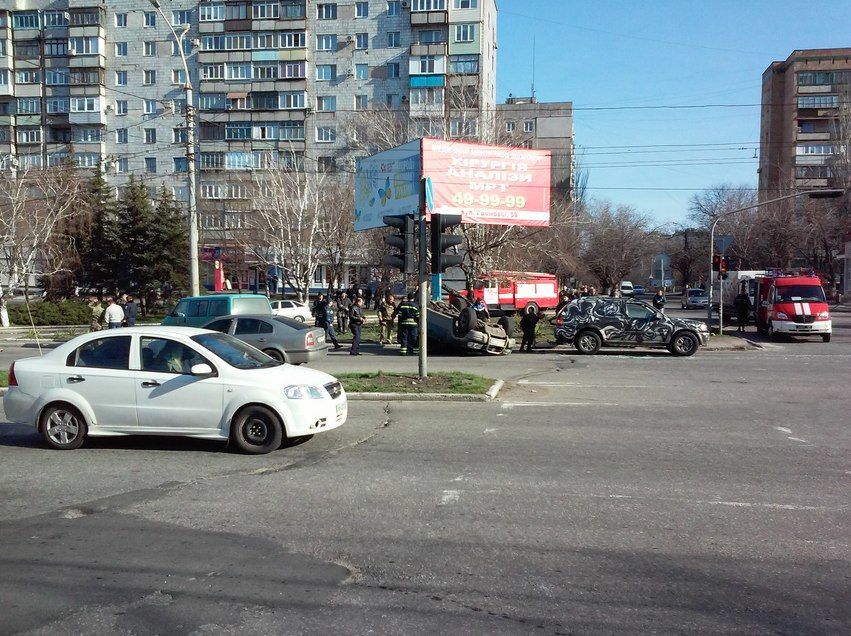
[483,428,498,434]
[502,402,619,409]
[518,380,650,388]
[439,490,460,505]
[787,436,809,443]
[774,426,792,434]
[594,493,833,511]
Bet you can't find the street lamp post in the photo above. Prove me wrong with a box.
[149,0,199,297]
[707,189,844,333]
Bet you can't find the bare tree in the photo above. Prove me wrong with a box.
[581,201,652,293]
[316,174,359,293]
[0,165,82,327]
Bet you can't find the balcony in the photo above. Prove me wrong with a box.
[411,11,448,26]
[796,132,831,141]
[796,178,829,188]
[410,43,447,57]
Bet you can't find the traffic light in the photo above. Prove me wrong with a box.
[430,213,463,273]
[712,255,721,272]
[383,214,416,274]
[720,257,729,279]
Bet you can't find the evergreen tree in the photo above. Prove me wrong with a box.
[151,185,189,293]
[115,176,158,307]
[78,168,121,295]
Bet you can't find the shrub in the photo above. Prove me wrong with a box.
[7,300,94,326]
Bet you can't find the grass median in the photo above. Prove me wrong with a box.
[0,371,7,388]
[337,371,493,395]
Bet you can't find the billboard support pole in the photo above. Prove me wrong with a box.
[417,183,428,379]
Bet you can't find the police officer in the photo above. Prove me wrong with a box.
[392,292,420,356]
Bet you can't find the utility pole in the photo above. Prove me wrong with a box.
[418,183,429,378]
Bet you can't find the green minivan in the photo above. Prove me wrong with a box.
[162,294,273,328]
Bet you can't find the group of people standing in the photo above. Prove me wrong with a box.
[88,294,138,331]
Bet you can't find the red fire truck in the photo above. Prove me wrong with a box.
[450,271,560,315]
[754,272,832,342]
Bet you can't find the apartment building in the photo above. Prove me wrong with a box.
[759,48,851,196]
[496,95,574,199]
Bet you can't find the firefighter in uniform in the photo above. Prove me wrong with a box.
[393,292,420,356]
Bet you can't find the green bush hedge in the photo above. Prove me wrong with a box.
[7,300,94,326]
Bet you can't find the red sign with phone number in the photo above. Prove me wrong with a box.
[421,138,551,227]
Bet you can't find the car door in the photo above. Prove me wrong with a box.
[624,302,671,344]
[63,334,137,428]
[234,317,274,351]
[134,336,224,431]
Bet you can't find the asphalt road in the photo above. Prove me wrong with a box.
[0,317,849,633]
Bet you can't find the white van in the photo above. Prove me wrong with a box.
[619,281,635,297]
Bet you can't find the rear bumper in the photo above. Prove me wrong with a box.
[774,320,831,335]
[287,346,329,364]
[2,387,36,426]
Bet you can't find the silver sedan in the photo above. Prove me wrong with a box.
[202,315,328,365]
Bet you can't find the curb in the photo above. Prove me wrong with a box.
[347,379,504,403]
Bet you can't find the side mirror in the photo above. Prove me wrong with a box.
[190,363,213,376]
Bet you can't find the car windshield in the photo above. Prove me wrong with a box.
[776,285,825,302]
[688,290,706,297]
[192,332,279,369]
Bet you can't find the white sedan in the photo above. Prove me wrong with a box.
[3,327,347,454]
[270,300,313,322]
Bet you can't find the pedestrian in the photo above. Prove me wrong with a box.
[324,299,342,350]
[579,285,589,298]
[652,289,666,312]
[556,291,570,314]
[519,305,539,352]
[472,297,490,321]
[589,286,597,296]
[312,293,327,328]
[87,296,103,332]
[349,297,365,355]
[733,287,751,333]
[393,292,420,356]
[337,291,351,333]
[364,287,373,310]
[377,292,397,345]
[123,294,138,327]
[104,297,125,329]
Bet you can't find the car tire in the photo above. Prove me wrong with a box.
[669,331,699,356]
[263,348,285,363]
[450,297,466,312]
[497,315,515,338]
[455,307,477,336]
[231,406,284,455]
[40,403,87,450]
[574,330,601,355]
[294,316,305,323]
[822,334,831,343]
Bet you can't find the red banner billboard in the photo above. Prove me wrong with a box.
[421,138,551,227]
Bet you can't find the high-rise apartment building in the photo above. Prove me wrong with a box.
[0,0,498,229]
[759,48,850,197]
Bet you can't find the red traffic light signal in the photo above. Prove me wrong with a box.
[720,257,728,275]
[712,255,721,272]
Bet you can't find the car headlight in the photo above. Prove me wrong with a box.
[817,311,829,320]
[284,385,325,399]
[699,323,709,331]
[776,312,788,320]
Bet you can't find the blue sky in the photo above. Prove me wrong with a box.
[495,0,850,224]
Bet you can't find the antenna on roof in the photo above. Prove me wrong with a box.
[531,36,536,100]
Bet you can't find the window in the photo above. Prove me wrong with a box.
[70,336,131,370]
[796,144,835,155]
[387,31,401,47]
[316,64,337,81]
[505,121,516,133]
[46,69,68,85]
[795,165,833,179]
[454,23,475,42]
[387,1,401,16]
[144,11,156,27]
[141,338,209,375]
[71,70,101,85]
[386,93,400,108]
[281,61,306,78]
[225,3,249,19]
[115,70,128,86]
[116,158,129,174]
[279,121,305,140]
[172,39,192,56]
[450,117,477,137]
[355,33,369,49]
[355,94,368,110]
[524,120,534,133]
[70,97,99,112]
[116,129,128,144]
[172,10,192,25]
[73,127,101,143]
[356,64,369,80]
[625,303,656,320]
[173,127,188,143]
[318,157,336,172]
[356,2,369,17]
[797,71,848,86]
[280,91,305,109]
[454,0,478,7]
[13,13,39,29]
[115,42,128,56]
[413,0,446,10]
[144,41,157,56]
[0,70,7,86]
[387,62,400,78]
[115,13,127,27]
[174,157,189,172]
[68,37,99,55]
[316,96,337,112]
[15,41,40,58]
[172,69,186,84]
[45,40,68,56]
[200,4,224,21]
[116,100,128,115]
[17,98,41,114]
[316,34,337,51]
[316,126,337,142]
[280,31,306,48]
[317,3,338,19]
[226,123,251,139]
[253,2,279,19]
[202,64,224,80]
[418,30,446,44]
[797,95,839,109]
[144,99,157,114]
[253,32,275,48]
[144,157,157,174]
[17,128,41,144]
[226,63,252,80]
[46,97,69,113]
[449,54,478,73]
[410,87,443,105]
[144,128,157,144]
[15,70,41,84]
[143,70,157,85]
[418,55,436,73]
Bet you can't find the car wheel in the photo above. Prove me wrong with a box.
[669,331,699,356]
[450,297,466,312]
[231,406,284,454]
[263,348,285,363]
[574,330,601,355]
[822,334,831,343]
[455,307,477,336]
[40,403,87,450]
[497,315,515,338]
[294,315,305,323]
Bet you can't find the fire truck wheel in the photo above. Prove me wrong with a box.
[524,302,539,315]
[497,316,515,338]
[822,334,831,343]
[455,308,477,336]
